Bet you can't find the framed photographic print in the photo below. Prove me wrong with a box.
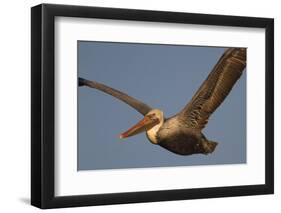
[31,3,274,209]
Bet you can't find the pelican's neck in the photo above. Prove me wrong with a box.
[146,117,164,144]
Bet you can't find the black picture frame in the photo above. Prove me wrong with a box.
[31,3,274,209]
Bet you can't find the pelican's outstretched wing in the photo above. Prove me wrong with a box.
[79,78,153,116]
[177,48,246,130]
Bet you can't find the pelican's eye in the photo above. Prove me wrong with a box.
[147,113,156,118]
[148,114,160,123]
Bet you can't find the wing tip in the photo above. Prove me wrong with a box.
[78,77,87,87]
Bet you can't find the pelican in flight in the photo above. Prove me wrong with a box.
[79,48,246,155]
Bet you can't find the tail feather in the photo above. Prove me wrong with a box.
[202,140,218,154]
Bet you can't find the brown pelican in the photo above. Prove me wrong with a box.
[79,48,246,155]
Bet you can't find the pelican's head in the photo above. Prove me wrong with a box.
[119,109,164,144]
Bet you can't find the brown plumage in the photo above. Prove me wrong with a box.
[79,78,152,115]
[79,48,246,155]
[178,48,246,130]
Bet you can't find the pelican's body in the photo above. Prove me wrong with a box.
[134,109,217,155]
[79,48,246,155]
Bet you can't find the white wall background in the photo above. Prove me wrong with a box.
[0,0,278,212]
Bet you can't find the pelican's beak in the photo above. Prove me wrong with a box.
[119,115,160,139]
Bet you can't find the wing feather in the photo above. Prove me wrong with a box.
[79,78,153,116]
[177,48,246,130]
